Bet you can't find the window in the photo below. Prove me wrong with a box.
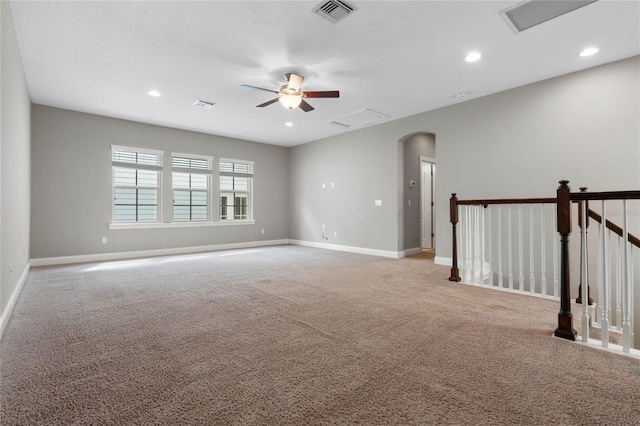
[172,154,213,222]
[219,159,253,221]
[112,146,163,223]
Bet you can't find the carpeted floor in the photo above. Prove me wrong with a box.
[1,245,639,425]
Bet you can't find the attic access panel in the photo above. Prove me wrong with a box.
[330,109,390,128]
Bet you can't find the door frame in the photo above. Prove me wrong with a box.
[420,156,436,249]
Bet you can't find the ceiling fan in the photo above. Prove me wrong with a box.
[241,73,339,112]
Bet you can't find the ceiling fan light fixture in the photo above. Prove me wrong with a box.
[279,94,303,109]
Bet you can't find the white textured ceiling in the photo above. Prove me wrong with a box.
[9,0,640,147]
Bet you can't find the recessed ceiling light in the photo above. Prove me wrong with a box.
[579,47,599,57]
[148,90,162,97]
[465,52,482,62]
[285,121,294,127]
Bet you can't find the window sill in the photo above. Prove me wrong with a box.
[108,220,256,230]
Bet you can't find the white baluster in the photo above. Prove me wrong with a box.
[621,200,631,353]
[458,205,464,281]
[629,245,634,345]
[518,205,524,291]
[529,204,535,294]
[487,206,493,286]
[474,206,481,283]
[465,206,471,282]
[467,205,473,282]
[553,208,559,299]
[616,237,623,330]
[498,206,503,288]
[580,200,589,343]
[508,205,513,290]
[594,219,602,328]
[480,206,486,285]
[600,200,609,347]
[540,204,547,296]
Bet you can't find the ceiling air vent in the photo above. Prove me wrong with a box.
[313,0,357,24]
[193,99,215,110]
[500,0,598,33]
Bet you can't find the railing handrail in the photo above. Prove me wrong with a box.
[456,197,556,206]
[571,190,640,201]
[588,209,640,249]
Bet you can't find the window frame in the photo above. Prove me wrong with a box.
[219,158,254,222]
[111,145,164,224]
[171,152,214,222]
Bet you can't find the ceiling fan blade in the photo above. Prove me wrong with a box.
[256,98,280,108]
[287,73,304,92]
[299,99,315,112]
[241,84,280,94]
[303,91,340,98]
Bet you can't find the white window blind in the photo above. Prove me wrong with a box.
[219,159,253,221]
[112,146,163,223]
[172,153,213,222]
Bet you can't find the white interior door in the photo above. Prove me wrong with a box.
[421,162,435,249]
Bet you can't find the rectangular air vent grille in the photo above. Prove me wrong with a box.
[313,0,357,23]
[193,99,215,110]
[500,0,598,33]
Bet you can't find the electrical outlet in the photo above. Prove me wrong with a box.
[331,182,335,188]
[334,231,337,237]
[102,237,108,244]
[261,229,265,234]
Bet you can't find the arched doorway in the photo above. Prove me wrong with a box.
[398,132,436,255]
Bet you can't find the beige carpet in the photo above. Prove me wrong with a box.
[1,245,639,425]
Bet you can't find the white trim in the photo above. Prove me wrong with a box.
[403,247,423,257]
[289,239,403,259]
[171,152,214,166]
[31,239,289,267]
[0,262,30,340]
[109,220,255,230]
[434,256,452,266]
[420,155,436,164]
[571,337,640,360]
[111,144,164,157]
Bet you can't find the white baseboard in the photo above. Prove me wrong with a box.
[403,247,423,257]
[30,239,290,267]
[289,240,403,259]
[434,256,452,266]
[0,262,30,340]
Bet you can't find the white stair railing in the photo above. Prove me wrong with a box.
[587,200,639,353]
[449,186,639,353]
[450,196,559,299]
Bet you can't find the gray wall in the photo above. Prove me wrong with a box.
[30,106,289,259]
[1,2,31,319]
[402,133,436,251]
[289,125,400,252]
[289,56,640,259]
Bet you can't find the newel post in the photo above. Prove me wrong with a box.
[576,187,593,305]
[554,180,577,340]
[449,193,461,282]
